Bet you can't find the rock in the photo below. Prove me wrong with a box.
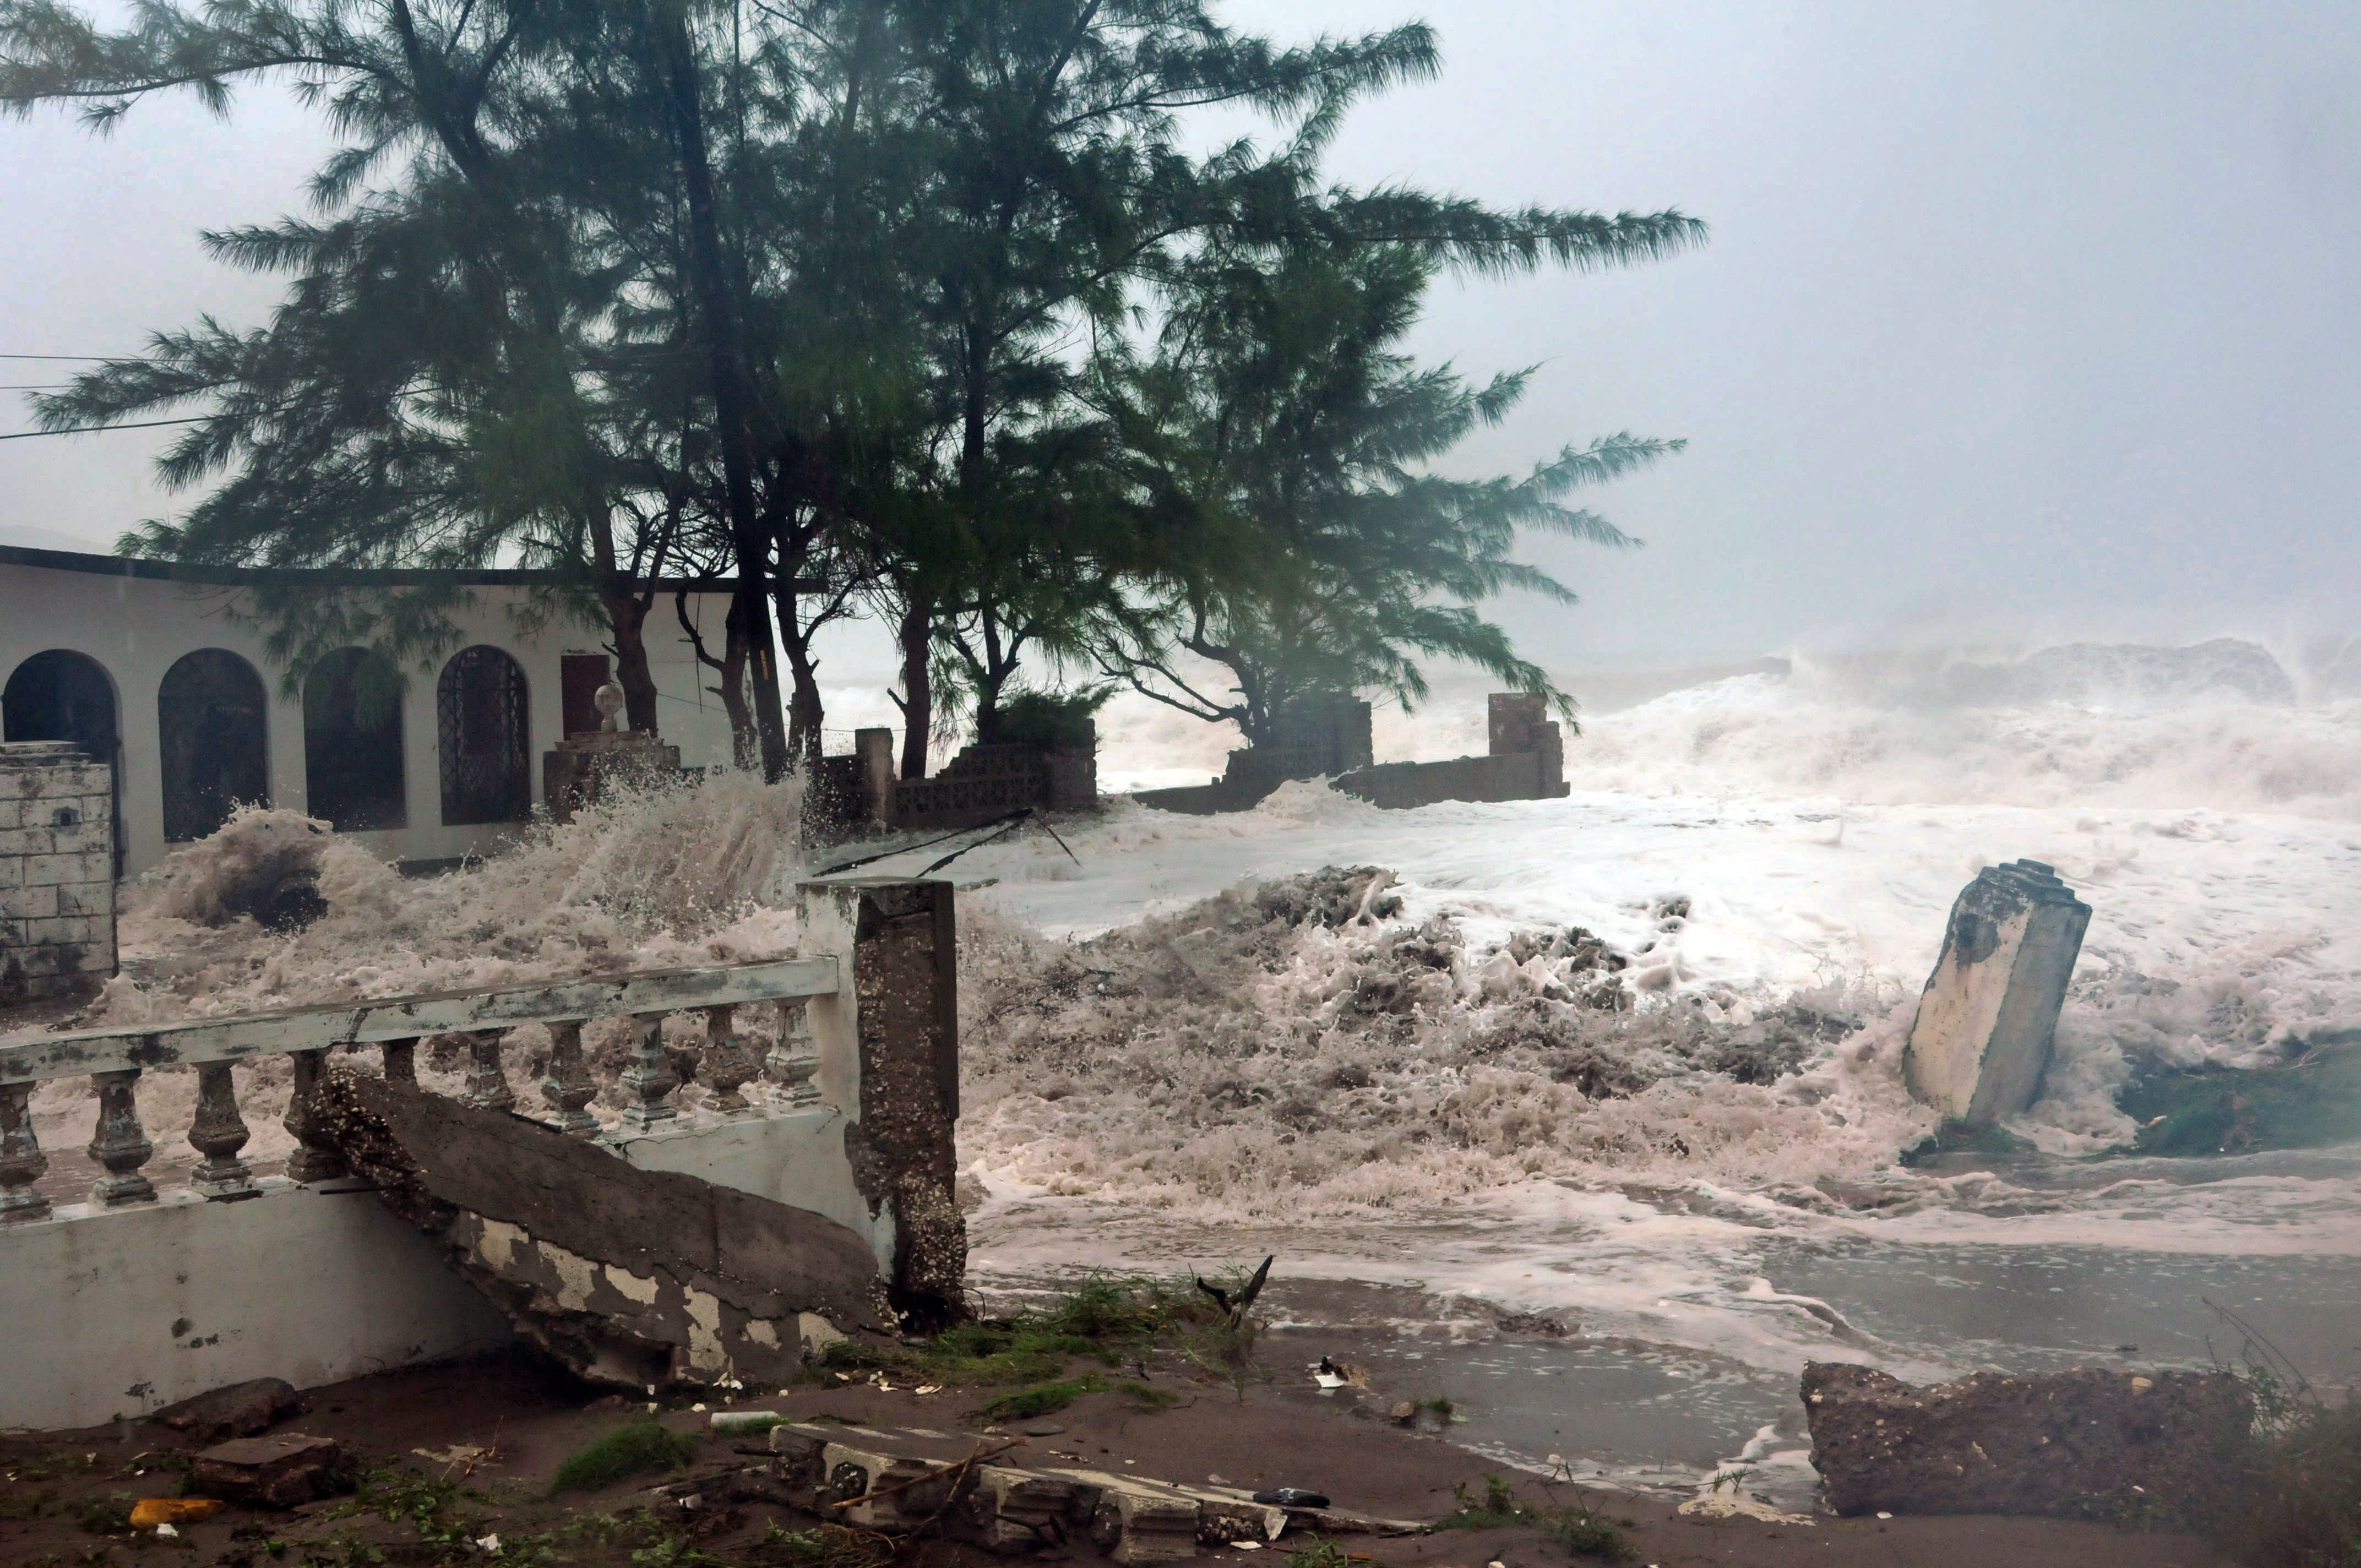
[1386,1401,1418,1424]
[1902,861,2091,1125]
[1802,1362,2250,1518]
[189,1433,347,1508]
[313,1070,894,1391]
[150,1377,303,1443]
[1023,1423,1066,1436]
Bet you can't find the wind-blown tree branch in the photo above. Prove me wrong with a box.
[1098,238,1677,745]
[0,0,704,732]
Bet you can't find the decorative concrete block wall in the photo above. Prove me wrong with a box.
[0,741,116,1003]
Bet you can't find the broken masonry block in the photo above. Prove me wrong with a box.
[969,1466,1081,1552]
[188,1433,346,1508]
[1802,1362,2252,1517]
[313,1071,893,1391]
[1902,859,2091,1125]
[149,1376,303,1444]
[1090,1487,1204,1564]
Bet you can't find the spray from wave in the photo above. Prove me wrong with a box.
[1567,640,2361,817]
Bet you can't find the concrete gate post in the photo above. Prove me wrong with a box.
[796,878,966,1329]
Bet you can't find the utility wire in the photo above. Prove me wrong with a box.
[0,416,209,440]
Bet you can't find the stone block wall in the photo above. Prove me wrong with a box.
[0,741,117,1003]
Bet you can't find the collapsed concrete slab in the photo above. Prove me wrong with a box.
[1802,1362,2250,1518]
[314,1072,894,1390]
[1902,859,2091,1125]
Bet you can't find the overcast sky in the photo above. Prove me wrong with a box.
[3,1,2356,665]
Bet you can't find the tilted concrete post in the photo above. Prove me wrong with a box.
[1902,860,2091,1125]
[797,878,966,1328]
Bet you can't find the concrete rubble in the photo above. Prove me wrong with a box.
[315,1071,894,1390]
[1902,859,2091,1125]
[765,1420,1423,1560]
[1802,1362,2251,1518]
[150,1377,303,1444]
[188,1433,347,1508]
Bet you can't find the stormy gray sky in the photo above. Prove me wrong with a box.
[3,1,2356,665]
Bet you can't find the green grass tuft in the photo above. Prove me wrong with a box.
[1438,1474,1635,1562]
[551,1420,700,1495]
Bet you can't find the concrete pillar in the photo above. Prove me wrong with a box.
[853,728,895,826]
[1902,860,2091,1125]
[796,878,965,1328]
[0,741,117,1002]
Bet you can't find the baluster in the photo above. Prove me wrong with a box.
[87,1068,157,1207]
[187,1061,257,1200]
[768,999,821,1106]
[0,1081,50,1223]
[701,1006,752,1113]
[382,1037,418,1086]
[540,1020,599,1135]
[461,1028,515,1112]
[616,1012,678,1132]
[282,1048,348,1183]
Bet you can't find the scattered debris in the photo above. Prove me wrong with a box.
[767,1420,1422,1559]
[709,1411,784,1434]
[128,1498,224,1529]
[149,1376,303,1443]
[1802,1360,2251,1517]
[188,1433,346,1508]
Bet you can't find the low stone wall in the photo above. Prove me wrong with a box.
[0,1109,877,1431]
[1330,750,1547,810]
[880,736,1096,834]
[0,878,962,1431]
[0,741,116,1003]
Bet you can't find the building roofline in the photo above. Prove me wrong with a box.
[0,542,779,591]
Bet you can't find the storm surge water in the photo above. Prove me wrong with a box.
[953,638,2361,1489]
[1565,639,2361,819]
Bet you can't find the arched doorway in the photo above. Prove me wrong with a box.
[159,649,270,842]
[3,649,123,874]
[302,647,406,830]
[437,645,531,825]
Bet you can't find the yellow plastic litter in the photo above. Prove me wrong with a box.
[130,1498,224,1528]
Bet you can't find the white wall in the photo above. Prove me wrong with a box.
[0,554,739,875]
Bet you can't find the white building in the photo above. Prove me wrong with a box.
[0,543,740,876]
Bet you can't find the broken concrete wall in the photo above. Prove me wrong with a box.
[799,878,967,1328]
[0,741,116,1002]
[1803,1361,2250,1518]
[315,1071,894,1390]
[1902,859,2091,1124]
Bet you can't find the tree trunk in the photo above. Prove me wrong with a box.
[650,0,789,780]
[774,582,826,769]
[600,584,662,736]
[897,595,933,781]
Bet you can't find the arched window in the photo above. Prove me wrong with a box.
[4,648,123,874]
[437,645,531,825]
[159,649,270,842]
[302,647,406,830]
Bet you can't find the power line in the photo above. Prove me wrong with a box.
[0,417,209,441]
[0,353,122,361]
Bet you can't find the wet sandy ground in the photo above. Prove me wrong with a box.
[0,1347,2232,1568]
